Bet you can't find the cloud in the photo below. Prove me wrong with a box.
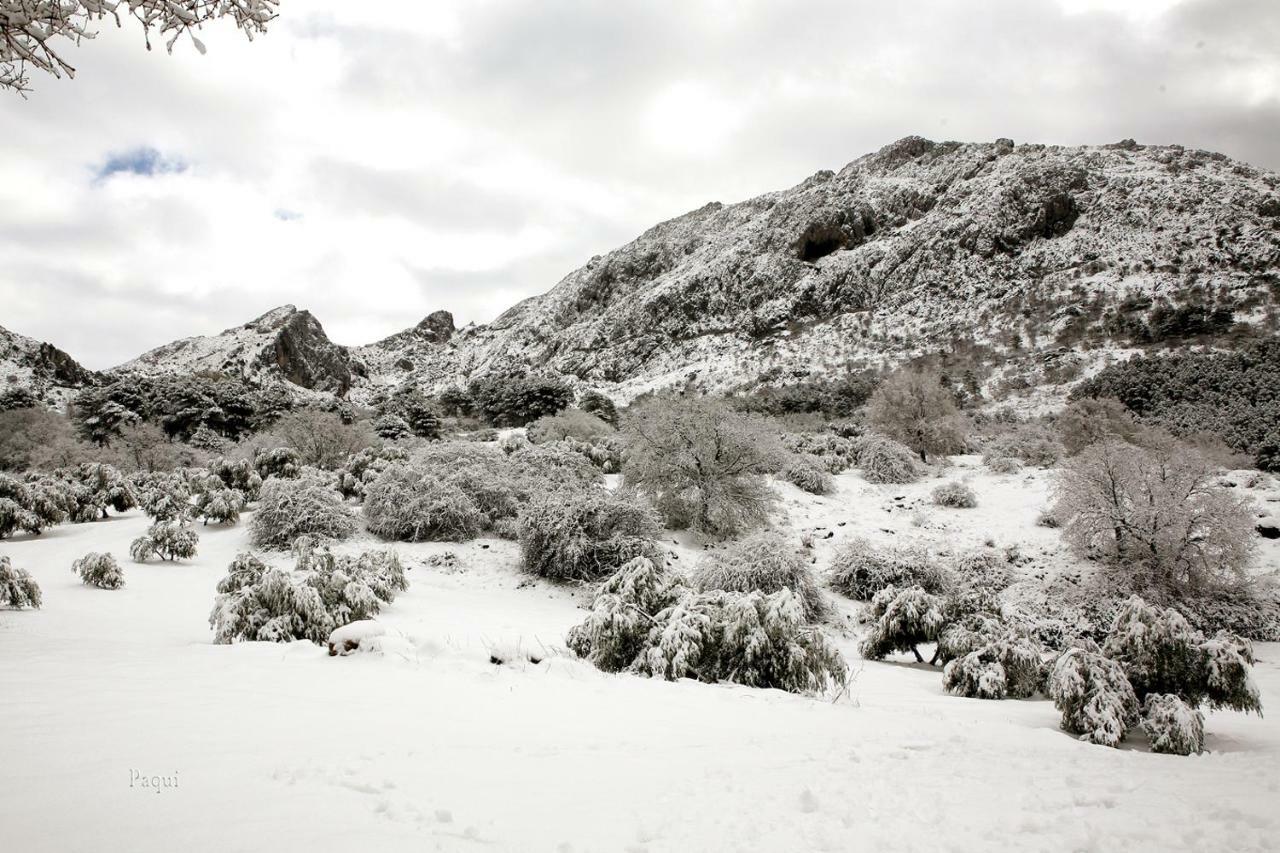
[0,0,1277,369]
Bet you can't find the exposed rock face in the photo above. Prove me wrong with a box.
[415,310,455,343]
[0,324,99,405]
[116,305,353,395]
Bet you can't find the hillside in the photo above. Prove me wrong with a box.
[0,323,98,408]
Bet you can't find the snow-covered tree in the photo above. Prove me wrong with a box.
[208,457,261,500]
[854,434,919,484]
[1048,642,1141,748]
[0,555,41,608]
[129,520,198,562]
[566,556,688,672]
[209,567,333,644]
[622,395,784,536]
[133,471,192,521]
[363,464,485,542]
[253,446,301,481]
[215,552,267,594]
[1141,693,1205,755]
[250,477,357,549]
[866,368,967,463]
[1053,439,1255,596]
[942,634,1045,700]
[2,0,278,94]
[72,551,124,589]
[372,414,411,441]
[296,539,407,625]
[518,487,661,581]
[691,532,828,621]
[65,462,135,519]
[859,585,947,662]
[0,472,64,538]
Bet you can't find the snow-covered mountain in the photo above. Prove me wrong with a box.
[0,323,98,407]
[7,135,1280,405]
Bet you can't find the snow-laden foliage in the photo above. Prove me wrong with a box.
[866,367,967,463]
[566,556,688,672]
[859,585,946,662]
[527,409,614,445]
[622,395,784,537]
[133,471,192,521]
[854,434,919,484]
[372,413,411,440]
[253,446,301,481]
[129,521,199,562]
[296,540,407,626]
[191,475,244,525]
[949,549,1013,593]
[249,477,356,549]
[0,555,41,608]
[73,551,124,590]
[984,455,1022,475]
[518,488,662,581]
[783,455,836,495]
[215,552,268,594]
[567,555,845,694]
[208,457,262,501]
[637,588,848,693]
[692,533,829,621]
[782,432,858,474]
[0,0,278,94]
[981,425,1063,469]
[828,538,950,601]
[1141,693,1205,755]
[1053,439,1256,596]
[0,472,64,538]
[931,480,977,508]
[60,462,136,520]
[546,435,624,473]
[363,464,485,542]
[1048,643,1141,748]
[337,445,409,499]
[1103,596,1263,715]
[935,609,1005,664]
[943,634,1045,700]
[209,567,332,645]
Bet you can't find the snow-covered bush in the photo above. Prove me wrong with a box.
[133,472,192,522]
[637,588,848,693]
[250,478,357,549]
[527,409,614,444]
[337,445,410,499]
[372,413,411,440]
[783,455,836,495]
[1141,693,1205,755]
[254,446,301,481]
[0,555,41,608]
[859,585,946,662]
[548,435,624,473]
[854,434,919,484]
[691,533,829,621]
[984,455,1022,475]
[1054,439,1256,596]
[298,542,407,625]
[0,473,65,538]
[363,465,485,542]
[518,488,662,581]
[73,552,125,590]
[209,567,333,644]
[64,463,136,520]
[828,539,950,601]
[783,432,858,474]
[192,477,244,525]
[1103,596,1262,715]
[566,556,688,672]
[982,426,1062,469]
[943,634,1045,699]
[931,480,977,508]
[935,607,1005,664]
[130,521,199,563]
[215,552,268,594]
[948,549,1013,593]
[1048,643,1141,748]
[208,457,262,501]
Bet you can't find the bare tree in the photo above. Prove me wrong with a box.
[621,396,784,537]
[266,410,376,470]
[866,367,966,462]
[1053,438,1256,596]
[1,1,277,94]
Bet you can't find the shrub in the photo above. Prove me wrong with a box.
[254,446,301,480]
[250,478,357,549]
[854,435,919,484]
[783,432,859,473]
[577,390,618,426]
[566,556,688,671]
[372,413,411,440]
[209,567,333,644]
[984,455,1022,474]
[942,635,1045,699]
[130,521,199,563]
[0,472,64,538]
[935,611,1006,664]
[982,425,1062,468]
[828,539,950,601]
[64,463,136,519]
[866,367,968,462]
[931,480,977,508]
[192,479,244,525]
[1035,508,1059,528]
[692,533,829,621]
[1141,693,1205,755]
[468,374,573,427]
[133,472,192,521]
[859,585,946,662]
[363,465,485,542]
[1048,643,1141,748]
[216,552,269,594]
[1102,596,1262,714]
[336,445,409,499]
[1054,439,1256,596]
[622,396,783,537]
[264,410,377,470]
[0,556,41,608]
[73,552,125,590]
[636,588,848,693]
[518,488,662,581]
[949,549,1013,593]
[527,409,614,445]
[783,455,836,495]
[297,541,408,625]
[208,457,262,500]
[1056,397,1139,455]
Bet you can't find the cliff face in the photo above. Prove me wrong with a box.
[0,324,99,406]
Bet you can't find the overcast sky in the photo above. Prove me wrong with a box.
[1,0,1277,368]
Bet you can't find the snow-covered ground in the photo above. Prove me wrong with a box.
[2,463,1279,852]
